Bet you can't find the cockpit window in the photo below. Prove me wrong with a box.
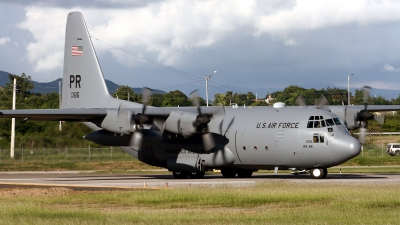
[333,118,343,125]
[307,115,327,129]
[325,119,334,126]
[307,115,328,129]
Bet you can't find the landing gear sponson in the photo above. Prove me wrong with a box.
[172,167,328,179]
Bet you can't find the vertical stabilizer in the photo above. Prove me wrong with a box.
[61,11,115,109]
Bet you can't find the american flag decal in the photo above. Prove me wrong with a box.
[71,46,83,56]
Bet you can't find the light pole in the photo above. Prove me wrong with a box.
[348,73,354,105]
[205,71,217,107]
[11,78,16,159]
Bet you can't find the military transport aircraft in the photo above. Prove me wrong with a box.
[1,12,398,179]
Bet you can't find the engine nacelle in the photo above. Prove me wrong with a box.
[84,129,161,146]
[164,111,198,136]
[101,109,135,134]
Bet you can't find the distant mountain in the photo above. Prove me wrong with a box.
[0,70,166,95]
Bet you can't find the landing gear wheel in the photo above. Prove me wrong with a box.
[310,168,327,179]
[172,171,189,179]
[237,170,253,178]
[221,169,237,178]
[189,170,205,179]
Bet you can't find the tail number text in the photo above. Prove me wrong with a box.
[71,92,79,98]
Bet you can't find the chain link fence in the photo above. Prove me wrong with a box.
[0,147,135,163]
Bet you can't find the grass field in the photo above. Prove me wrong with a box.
[0,136,399,224]
[1,182,400,224]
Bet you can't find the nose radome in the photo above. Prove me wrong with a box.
[330,135,361,162]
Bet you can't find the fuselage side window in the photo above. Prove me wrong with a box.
[313,133,325,143]
[313,133,319,143]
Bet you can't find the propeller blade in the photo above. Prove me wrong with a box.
[130,130,143,150]
[224,117,235,137]
[202,132,216,151]
[318,95,328,108]
[219,118,224,135]
[359,127,367,144]
[190,90,200,107]
[142,87,153,103]
[362,86,371,111]
[374,114,385,125]
[295,94,306,107]
[190,90,202,115]
[141,87,153,114]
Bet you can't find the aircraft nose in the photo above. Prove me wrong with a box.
[330,135,361,163]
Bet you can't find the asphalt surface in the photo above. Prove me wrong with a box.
[1,171,400,190]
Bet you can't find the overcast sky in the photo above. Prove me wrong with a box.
[1,0,400,99]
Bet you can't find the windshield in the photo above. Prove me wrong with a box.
[333,118,343,125]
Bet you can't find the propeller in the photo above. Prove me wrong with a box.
[294,94,306,107]
[130,87,153,150]
[358,86,372,143]
[190,90,216,151]
[317,95,329,109]
[294,94,330,111]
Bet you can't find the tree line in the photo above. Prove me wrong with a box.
[1,73,400,149]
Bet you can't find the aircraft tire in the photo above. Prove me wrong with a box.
[322,168,328,178]
[189,170,205,179]
[237,170,253,178]
[310,168,327,179]
[221,169,237,178]
[172,171,189,179]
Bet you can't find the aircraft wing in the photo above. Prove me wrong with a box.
[328,105,400,112]
[353,105,400,112]
[0,107,214,121]
[0,109,107,121]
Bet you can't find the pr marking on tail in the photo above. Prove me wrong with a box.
[70,75,81,88]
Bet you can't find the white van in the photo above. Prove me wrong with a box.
[387,143,400,156]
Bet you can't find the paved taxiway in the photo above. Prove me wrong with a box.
[1,172,400,190]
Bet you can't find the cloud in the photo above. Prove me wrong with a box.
[383,64,400,72]
[0,37,10,45]
[16,0,400,85]
[255,0,400,37]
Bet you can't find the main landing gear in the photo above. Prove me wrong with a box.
[172,170,205,179]
[310,168,328,179]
